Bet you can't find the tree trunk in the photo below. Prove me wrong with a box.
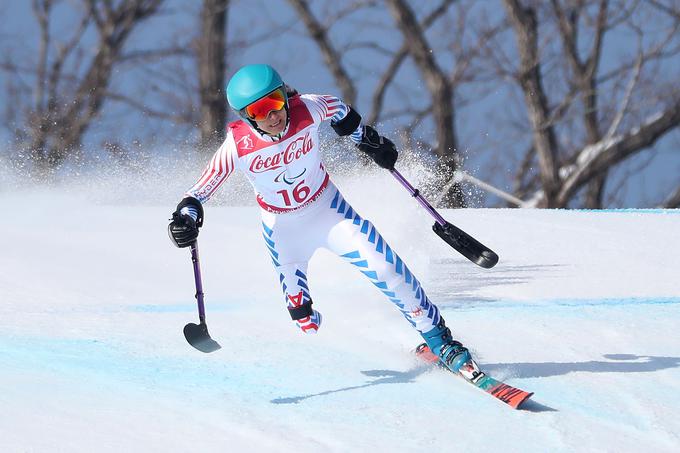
[26,0,164,175]
[385,0,465,207]
[198,0,228,151]
[551,0,609,208]
[504,0,561,207]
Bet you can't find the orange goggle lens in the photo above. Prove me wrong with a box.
[242,88,286,121]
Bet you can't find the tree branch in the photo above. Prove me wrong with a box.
[287,0,357,104]
[367,0,456,125]
[32,0,50,113]
[105,91,192,122]
[120,46,193,62]
[556,99,680,205]
[47,10,92,115]
[648,0,680,21]
[603,50,642,142]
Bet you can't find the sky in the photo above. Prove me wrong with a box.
[0,0,678,208]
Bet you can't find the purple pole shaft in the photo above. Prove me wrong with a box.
[390,169,447,226]
[190,243,206,323]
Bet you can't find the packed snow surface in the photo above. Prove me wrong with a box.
[1,171,679,452]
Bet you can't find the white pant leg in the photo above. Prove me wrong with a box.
[261,204,326,333]
[323,189,441,334]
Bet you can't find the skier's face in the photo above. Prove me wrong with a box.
[255,108,287,135]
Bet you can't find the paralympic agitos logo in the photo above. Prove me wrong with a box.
[249,132,313,173]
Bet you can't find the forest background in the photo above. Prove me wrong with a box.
[1,0,678,209]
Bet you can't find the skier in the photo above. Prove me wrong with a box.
[168,64,475,374]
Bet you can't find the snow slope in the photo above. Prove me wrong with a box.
[1,172,680,452]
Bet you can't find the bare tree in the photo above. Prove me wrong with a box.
[285,1,507,207]
[198,0,228,150]
[116,0,292,145]
[503,0,561,207]
[556,99,680,206]
[10,0,164,175]
[502,0,680,208]
[3,0,676,209]
[551,0,609,207]
[367,0,456,126]
[385,0,465,208]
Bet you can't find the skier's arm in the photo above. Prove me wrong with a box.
[168,137,236,247]
[303,94,398,170]
[184,137,236,205]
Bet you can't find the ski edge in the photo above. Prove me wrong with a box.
[414,343,533,409]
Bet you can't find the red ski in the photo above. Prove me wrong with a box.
[415,343,533,409]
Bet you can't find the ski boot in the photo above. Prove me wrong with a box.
[421,319,481,380]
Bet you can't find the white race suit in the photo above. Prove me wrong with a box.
[184,93,441,334]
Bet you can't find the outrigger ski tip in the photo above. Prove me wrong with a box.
[415,343,533,409]
[184,321,221,353]
[389,169,499,269]
[432,221,499,269]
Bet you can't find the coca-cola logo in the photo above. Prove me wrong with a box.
[249,132,313,173]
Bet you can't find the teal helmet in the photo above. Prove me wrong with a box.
[226,64,288,119]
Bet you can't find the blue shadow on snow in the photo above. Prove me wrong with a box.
[484,354,680,379]
[271,366,431,405]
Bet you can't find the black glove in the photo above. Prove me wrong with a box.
[168,197,203,248]
[356,125,398,170]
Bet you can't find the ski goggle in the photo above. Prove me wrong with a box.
[241,87,287,121]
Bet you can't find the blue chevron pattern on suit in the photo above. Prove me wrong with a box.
[278,268,312,306]
[294,269,312,303]
[262,221,280,267]
[331,189,440,330]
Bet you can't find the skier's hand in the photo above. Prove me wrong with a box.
[168,197,203,248]
[357,125,398,170]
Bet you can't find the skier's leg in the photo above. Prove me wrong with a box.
[261,214,322,334]
[324,189,441,332]
[324,189,472,371]
[276,262,322,333]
